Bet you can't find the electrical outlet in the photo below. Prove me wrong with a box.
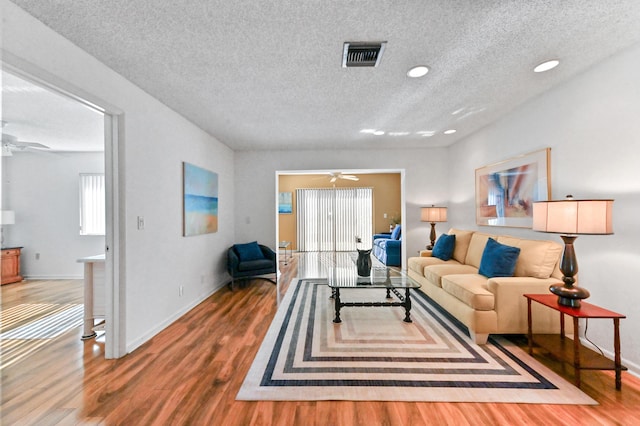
[383,213,388,219]
[137,216,145,230]
[35,253,40,260]
[179,285,184,296]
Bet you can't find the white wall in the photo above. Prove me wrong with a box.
[234,147,450,261]
[1,1,235,353]
[2,152,105,278]
[448,43,640,373]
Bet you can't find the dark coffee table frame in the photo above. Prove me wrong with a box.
[330,285,417,323]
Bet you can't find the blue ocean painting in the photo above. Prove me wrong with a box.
[183,162,218,236]
[278,192,292,214]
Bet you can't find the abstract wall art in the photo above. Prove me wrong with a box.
[475,148,550,228]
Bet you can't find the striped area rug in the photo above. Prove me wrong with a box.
[237,279,596,404]
[0,303,83,370]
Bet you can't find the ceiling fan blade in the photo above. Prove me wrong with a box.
[341,175,359,181]
[16,141,50,149]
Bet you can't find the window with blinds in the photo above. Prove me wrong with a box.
[296,188,373,252]
[79,173,106,236]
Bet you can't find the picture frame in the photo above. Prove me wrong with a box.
[475,148,551,228]
[278,192,292,214]
[183,162,218,236]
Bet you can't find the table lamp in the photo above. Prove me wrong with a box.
[421,205,447,250]
[532,195,613,308]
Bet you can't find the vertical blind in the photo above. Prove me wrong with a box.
[79,173,106,235]
[296,188,373,252]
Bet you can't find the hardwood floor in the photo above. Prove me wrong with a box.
[2,259,640,425]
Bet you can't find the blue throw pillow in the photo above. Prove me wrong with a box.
[390,225,402,240]
[432,234,456,261]
[478,238,521,278]
[234,241,264,262]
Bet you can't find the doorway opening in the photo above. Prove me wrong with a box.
[275,169,405,303]
[1,59,124,360]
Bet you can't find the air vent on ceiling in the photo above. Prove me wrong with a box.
[342,42,387,67]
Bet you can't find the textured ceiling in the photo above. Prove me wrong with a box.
[2,71,104,152]
[7,1,640,151]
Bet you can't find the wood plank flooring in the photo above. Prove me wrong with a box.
[2,257,640,425]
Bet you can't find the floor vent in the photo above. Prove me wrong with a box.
[342,42,387,67]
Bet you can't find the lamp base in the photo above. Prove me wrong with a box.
[426,222,437,251]
[549,283,590,308]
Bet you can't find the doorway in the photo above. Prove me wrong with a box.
[275,169,405,303]
[1,60,123,359]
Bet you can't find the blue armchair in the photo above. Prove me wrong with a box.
[227,242,277,289]
[372,225,402,266]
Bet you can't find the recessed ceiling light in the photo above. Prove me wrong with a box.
[407,65,430,78]
[534,59,560,73]
[417,130,436,137]
[373,130,385,136]
[360,129,377,134]
[444,129,456,135]
[388,131,410,136]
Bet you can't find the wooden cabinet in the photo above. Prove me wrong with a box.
[1,247,23,285]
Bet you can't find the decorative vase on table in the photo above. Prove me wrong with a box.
[357,248,372,277]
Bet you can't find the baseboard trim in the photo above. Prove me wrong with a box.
[125,281,226,354]
[23,275,83,280]
[580,336,640,379]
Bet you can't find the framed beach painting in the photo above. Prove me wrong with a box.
[475,148,550,228]
[183,162,218,236]
[278,192,292,214]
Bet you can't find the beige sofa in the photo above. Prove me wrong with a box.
[408,228,566,344]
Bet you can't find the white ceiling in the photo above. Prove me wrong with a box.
[5,1,640,152]
[2,71,104,152]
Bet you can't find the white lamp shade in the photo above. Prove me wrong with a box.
[1,210,15,225]
[421,206,447,222]
[533,199,613,235]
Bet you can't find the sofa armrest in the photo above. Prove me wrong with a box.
[487,277,564,333]
[487,277,561,296]
[382,239,402,250]
[373,233,392,240]
[259,244,277,262]
[227,248,240,274]
[420,250,433,257]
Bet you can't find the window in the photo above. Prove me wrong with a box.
[79,173,105,235]
[296,188,373,251]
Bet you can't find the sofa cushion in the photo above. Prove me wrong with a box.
[424,264,478,288]
[497,236,563,279]
[432,234,455,260]
[234,241,264,262]
[465,232,494,268]
[478,238,521,278]
[390,225,402,240]
[407,256,460,277]
[447,228,474,264]
[237,258,273,272]
[441,274,495,311]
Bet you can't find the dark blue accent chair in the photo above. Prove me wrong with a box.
[227,243,277,288]
[372,225,402,266]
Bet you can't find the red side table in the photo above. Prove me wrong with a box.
[524,294,627,390]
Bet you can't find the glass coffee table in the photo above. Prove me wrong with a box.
[326,264,422,324]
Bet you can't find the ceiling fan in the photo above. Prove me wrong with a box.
[1,133,51,156]
[325,172,360,183]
